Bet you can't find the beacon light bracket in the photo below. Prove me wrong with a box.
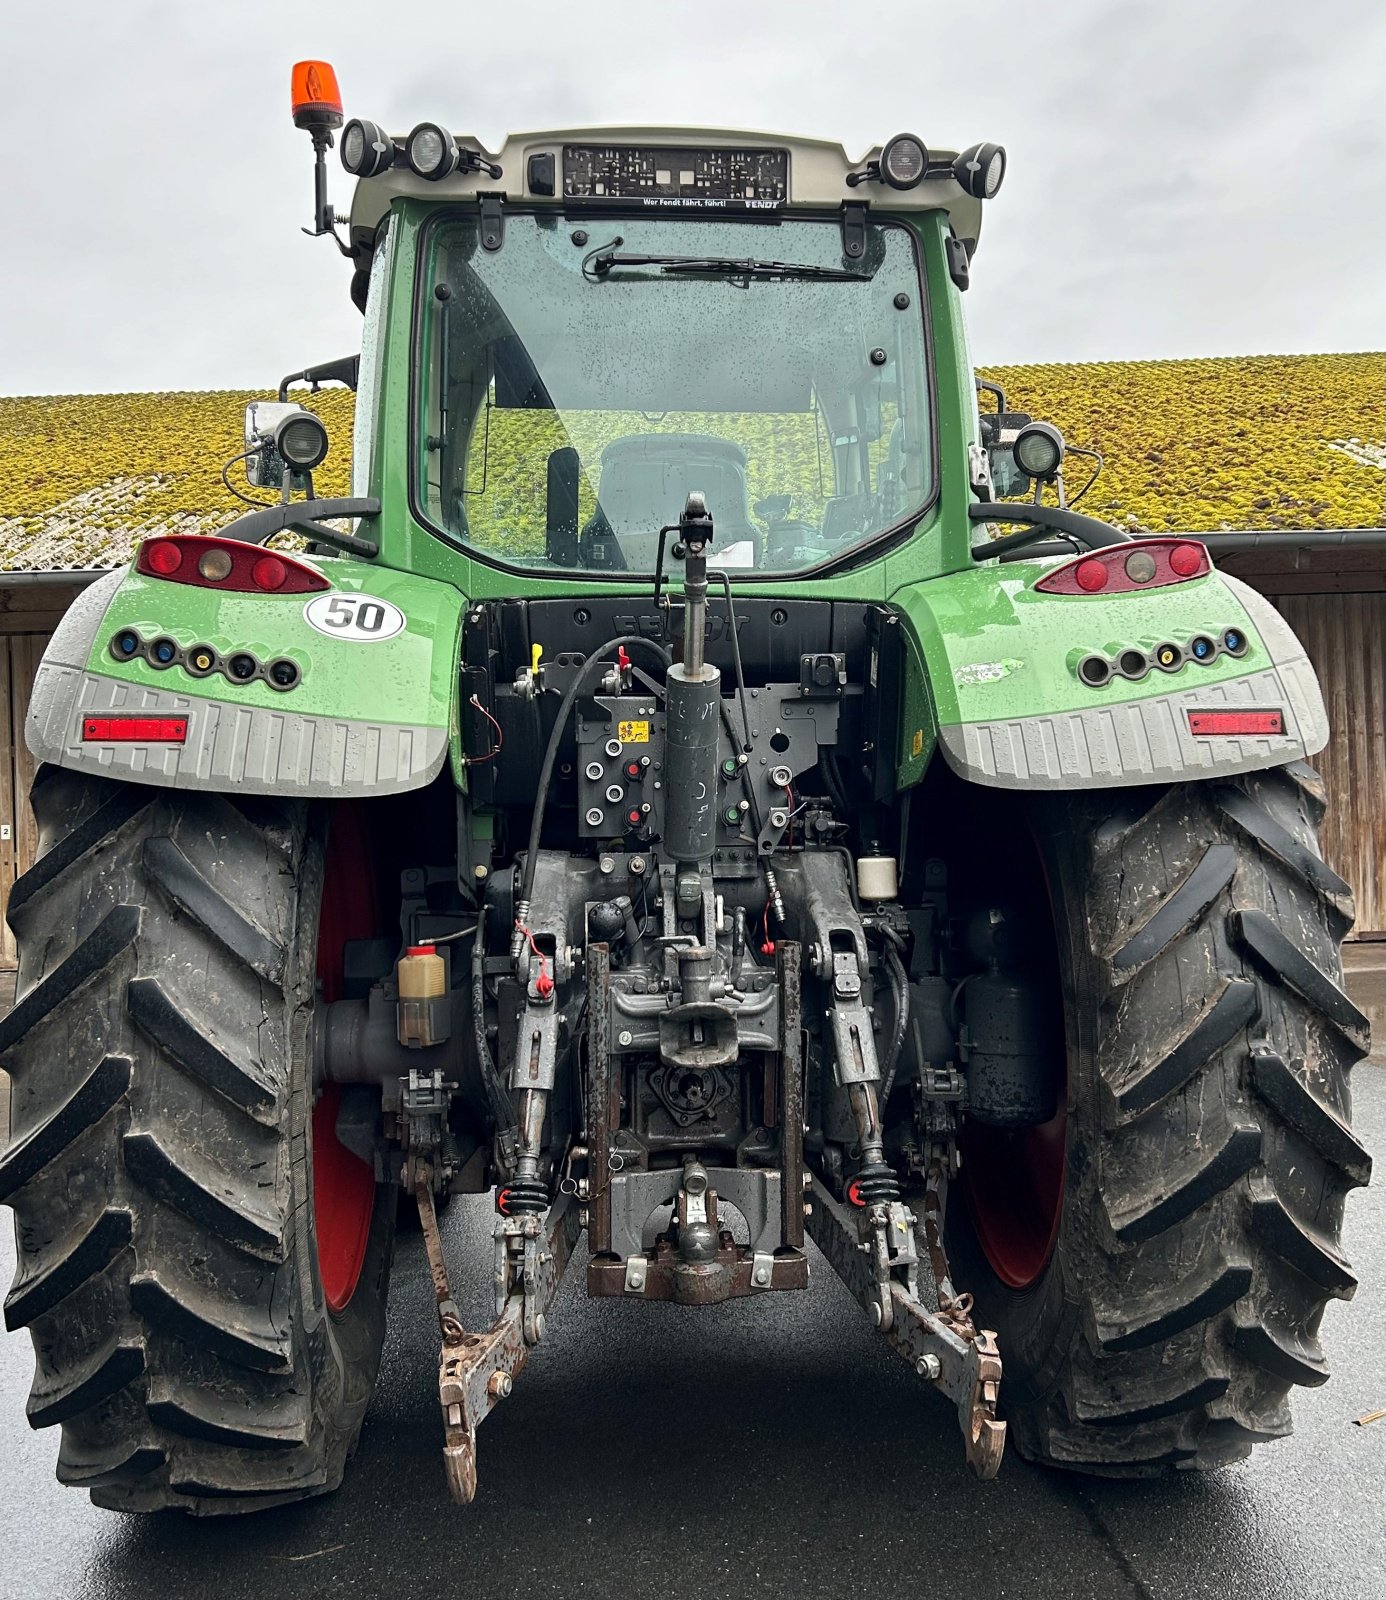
[291,60,352,252]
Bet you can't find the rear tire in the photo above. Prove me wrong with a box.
[0,769,395,1513]
[948,762,1371,1473]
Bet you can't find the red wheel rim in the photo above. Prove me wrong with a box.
[312,806,378,1314]
[961,1106,1066,1289]
[958,831,1067,1291]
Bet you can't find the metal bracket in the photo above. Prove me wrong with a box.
[840,200,867,261]
[750,1251,775,1290]
[805,1176,1006,1479]
[480,193,504,252]
[422,1187,580,1505]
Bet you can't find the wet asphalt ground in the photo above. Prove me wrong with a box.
[0,962,1382,1600]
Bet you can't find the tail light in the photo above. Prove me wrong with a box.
[1034,538,1210,595]
[136,537,330,594]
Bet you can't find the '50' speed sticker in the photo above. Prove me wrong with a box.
[303,593,406,642]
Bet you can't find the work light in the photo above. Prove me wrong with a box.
[953,142,1007,199]
[341,117,395,178]
[407,122,459,180]
[1012,421,1065,481]
[274,411,330,472]
[880,133,929,189]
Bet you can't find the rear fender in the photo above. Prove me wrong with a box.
[892,559,1327,791]
[26,557,467,799]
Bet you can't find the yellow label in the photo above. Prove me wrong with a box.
[911,728,924,758]
[618,720,651,744]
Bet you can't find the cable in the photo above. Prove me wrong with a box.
[1065,445,1104,507]
[220,449,275,508]
[517,634,674,912]
[463,694,503,765]
[710,570,753,753]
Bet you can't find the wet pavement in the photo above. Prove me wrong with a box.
[0,976,1382,1600]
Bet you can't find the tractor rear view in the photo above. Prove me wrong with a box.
[0,62,1370,1513]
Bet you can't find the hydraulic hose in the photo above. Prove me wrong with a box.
[879,940,911,1106]
[517,634,674,914]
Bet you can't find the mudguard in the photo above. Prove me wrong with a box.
[893,559,1328,791]
[26,557,466,798]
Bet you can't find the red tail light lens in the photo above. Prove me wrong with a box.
[1035,538,1211,595]
[137,537,330,594]
[83,716,188,743]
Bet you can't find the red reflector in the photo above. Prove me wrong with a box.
[145,540,183,575]
[1169,543,1204,577]
[1188,710,1284,736]
[83,716,188,743]
[1075,559,1108,592]
[252,555,287,591]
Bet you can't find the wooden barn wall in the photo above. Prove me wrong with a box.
[1272,592,1385,938]
[0,583,1379,966]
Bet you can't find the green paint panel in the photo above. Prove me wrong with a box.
[89,558,465,731]
[894,561,1270,728]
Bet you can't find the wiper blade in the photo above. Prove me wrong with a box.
[586,251,868,283]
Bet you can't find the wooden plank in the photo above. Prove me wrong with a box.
[1272,594,1385,937]
[0,639,16,967]
[0,583,90,624]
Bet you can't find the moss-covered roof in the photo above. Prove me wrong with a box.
[0,354,1380,574]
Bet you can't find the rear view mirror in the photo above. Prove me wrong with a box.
[979,409,1034,499]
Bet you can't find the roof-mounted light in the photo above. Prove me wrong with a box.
[407,122,460,181]
[290,60,343,133]
[880,133,929,189]
[953,141,1007,199]
[341,117,395,178]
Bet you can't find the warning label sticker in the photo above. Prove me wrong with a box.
[618,720,651,743]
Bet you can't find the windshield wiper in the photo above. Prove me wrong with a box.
[585,251,868,283]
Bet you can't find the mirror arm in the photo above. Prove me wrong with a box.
[968,500,1131,559]
[277,354,361,402]
[221,497,382,557]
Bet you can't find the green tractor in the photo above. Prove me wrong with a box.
[0,61,1370,1514]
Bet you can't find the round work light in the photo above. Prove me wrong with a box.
[953,142,1007,199]
[274,411,330,472]
[407,122,459,181]
[880,133,929,189]
[341,118,395,178]
[1012,421,1066,481]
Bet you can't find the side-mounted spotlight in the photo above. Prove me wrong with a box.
[952,142,1007,199]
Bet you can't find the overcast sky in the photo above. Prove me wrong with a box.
[1,0,1381,395]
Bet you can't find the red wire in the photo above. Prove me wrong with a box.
[464,695,503,765]
[515,921,552,990]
